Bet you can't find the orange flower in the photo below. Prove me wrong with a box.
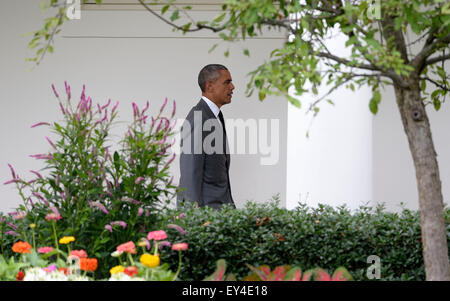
[79,258,98,272]
[12,241,32,254]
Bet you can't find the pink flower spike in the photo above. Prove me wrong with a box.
[137,207,144,217]
[38,247,54,254]
[89,201,109,215]
[147,230,168,241]
[31,122,50,128]
[51,84,59,98]
[171,100,176,118]
[135,177,145,184]
[142,100,150,114]
[110,221,127,229]
[58,102,66,115]
[160,97,168,113]
[7,163,16,179]
[158,241,172,250]
[46,137,56,149]
[102,99,111,110]
[132,102,139,118]
[50,206,60,216]
[105,224,113,232]
[172,243,188,251]
[5,231,18,236]
[112,101,119,115]
[3,179,21,185]
[167,224,186,235]
[29,170,43,179]
[64,81,71,101]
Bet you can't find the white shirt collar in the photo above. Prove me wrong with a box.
[201,96,220,118]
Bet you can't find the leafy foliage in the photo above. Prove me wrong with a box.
[2,83,177,278]
[29,0,450,113]
[158,199,450,281]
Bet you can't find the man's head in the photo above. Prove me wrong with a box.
[198,64,235,108]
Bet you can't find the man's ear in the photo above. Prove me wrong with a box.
[205,80,213,92]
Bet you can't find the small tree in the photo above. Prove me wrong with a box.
[28,0,449,280]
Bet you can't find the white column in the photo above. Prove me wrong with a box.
[286,32,373,211]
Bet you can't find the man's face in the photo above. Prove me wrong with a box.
[208,69,235,107]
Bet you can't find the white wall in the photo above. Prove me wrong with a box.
[0,0,288,212]
[286,32,373,211]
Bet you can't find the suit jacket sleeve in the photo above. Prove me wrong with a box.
[179,115,204,204]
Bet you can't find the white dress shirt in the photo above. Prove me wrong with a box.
[201,96,220,118]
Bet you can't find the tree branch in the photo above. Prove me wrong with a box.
[424,53,450,67]
[420,77,450,91]
[137,0,225,33]
[412,32,450,71]
[316,52,409,88]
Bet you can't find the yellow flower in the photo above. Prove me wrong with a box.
[59,236,75,244]
[110,265,125,275]
[30,224,36,229]
[140,254,160,268]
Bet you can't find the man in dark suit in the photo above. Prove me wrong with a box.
[177,64,236,210]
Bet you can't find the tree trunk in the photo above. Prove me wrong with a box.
[393,80,450,280]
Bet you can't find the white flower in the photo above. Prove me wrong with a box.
[111,250,123,257]
[23,268,68,281]
[108,273,145,281]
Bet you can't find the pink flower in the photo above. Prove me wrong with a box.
[158,241,172,250]
[38,247,54,254]
[70,249,88,258]
[7,163,16,179]
[160,97,168,113]
[43,264,58,273]
[135,177,145,184]
[171,100,176,118]
[29,170,43,179]
[105,225,113,232]
[110,221,127,229]
[31,122,50,128]
[12,211,27,220]
[172,243,188,251]
[167,224,186,235]
[88,200,109,215]
[116,241,136,254]
[147,230,168,241]
[45,213,62,221]
[51,84,59,98]
[137,207,144,217]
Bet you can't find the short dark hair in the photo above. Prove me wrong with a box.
[198,64,228,92]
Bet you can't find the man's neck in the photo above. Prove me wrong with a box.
[202,94,222,108]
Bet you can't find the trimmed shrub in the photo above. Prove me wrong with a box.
[159,198,450,281]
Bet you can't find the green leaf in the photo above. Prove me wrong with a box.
[170,10,179,22]
[369,90,381,115]
[208,43,218,53]
[243,49,250,57]
[213,12,226,23]
[161,5,170,15]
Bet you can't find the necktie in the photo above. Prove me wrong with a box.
[218,111,227,155]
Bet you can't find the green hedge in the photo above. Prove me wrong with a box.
[159,200,450,281]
